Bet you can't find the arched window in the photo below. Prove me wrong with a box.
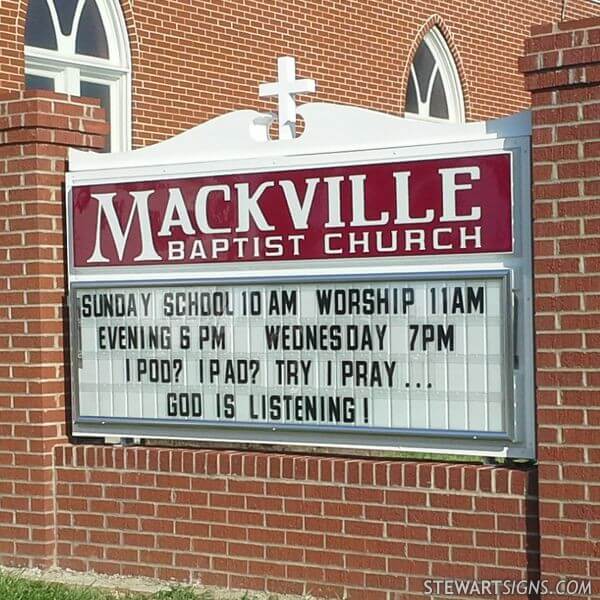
[24,0,131,151]
[405,27,465,123]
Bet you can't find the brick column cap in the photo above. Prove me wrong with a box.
[0,90,109,148]
[520,16,600,91]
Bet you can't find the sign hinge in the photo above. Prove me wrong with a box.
[76,297,83,369]
[512,289,519,370]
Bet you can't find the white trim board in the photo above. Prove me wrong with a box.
[69,102,530,172]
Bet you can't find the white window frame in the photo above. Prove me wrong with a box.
[405,27,465,124]
[24,0,132,151]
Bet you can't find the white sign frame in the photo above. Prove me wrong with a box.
[66,103,534,458]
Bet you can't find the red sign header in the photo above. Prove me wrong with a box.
[71,153,512,268]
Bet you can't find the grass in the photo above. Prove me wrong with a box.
[0,574,277,600]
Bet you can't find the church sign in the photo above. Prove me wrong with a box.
[66,58,535,458]
[72,154,512,266]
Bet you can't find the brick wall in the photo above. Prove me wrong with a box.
[1,1,599,148]
[0,91,106,566]
[521,16,600,598]
[0,8,599,600]
[92,0,600,147]
[55,446,537,600]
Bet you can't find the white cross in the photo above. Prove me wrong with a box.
[259,56,316,140]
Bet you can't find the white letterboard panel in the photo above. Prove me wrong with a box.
[73,274,512,438]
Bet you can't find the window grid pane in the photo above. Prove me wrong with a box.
[54,0,80,35]
[75,0,109,58]
[25,0,58,50]
[412,43,435,101]
[405,75,418,114]
[80,80,111,152]
[429,71,449,119]
[25,73,56,92]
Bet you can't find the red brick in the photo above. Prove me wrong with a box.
[451,512,496,529]
[4,7,600,595]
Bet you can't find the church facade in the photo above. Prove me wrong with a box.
[0,0,596,147]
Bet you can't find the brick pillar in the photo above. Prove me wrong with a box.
[0,91,106,567]
[521,17,600,599]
